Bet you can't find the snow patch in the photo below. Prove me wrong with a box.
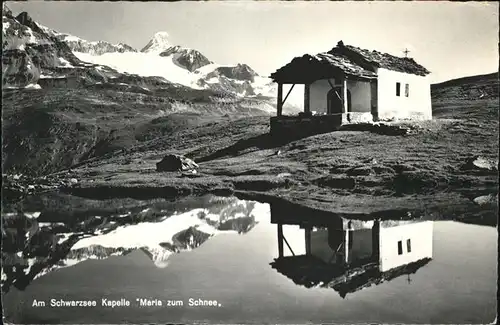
[25,28,37,44]
[72,208,217,250]
[25,83,41,89]
[39,74,67,79]
[39,222,65,227]
[3,21,10,34]
[74,51,201,89]
[250,202,271,223]
[57,232,76,244]
[24,212,41,219]
[58,57,74,68]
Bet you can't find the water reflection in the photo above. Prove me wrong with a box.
[1,195,497,324]
[269,202,433,298]
[1,194,262,293]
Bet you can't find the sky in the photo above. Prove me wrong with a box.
[6,1,499,83]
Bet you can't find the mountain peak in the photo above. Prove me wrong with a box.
[141,31,171,54]
[16,12,33,24]
[154,31,170,39]
[3,3,12,17]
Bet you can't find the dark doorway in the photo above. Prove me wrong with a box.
[327,88,343,127]
[327,227,344,250]
[327,88,343,115]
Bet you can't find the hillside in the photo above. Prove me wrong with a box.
[1,85,273,176]
[431,72,499,101]
[432,72,499,122]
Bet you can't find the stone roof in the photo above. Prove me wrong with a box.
[270,40,430,83]
[331,258,432,298]
[329,41,431,76]
[270,52,377,84]
[271,255,432,298]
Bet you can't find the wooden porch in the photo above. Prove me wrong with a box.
[270,114,345,137]
[269,51,378,137]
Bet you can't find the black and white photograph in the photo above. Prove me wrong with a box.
[1,1,498,324]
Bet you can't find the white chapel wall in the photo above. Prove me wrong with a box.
[378,221,434,272]
[346,79,371,113]
[309,78,336,114]
[347,228,374,263]
[376,68,432,121]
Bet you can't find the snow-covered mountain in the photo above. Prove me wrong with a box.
[59,37,136,56]
[140,31,171,54]
[70,29,301,109]
[2,10,80,88]
[1,7,165,90]
[1,5,302,112]
[36,25,137,55]
[72,30,278,98]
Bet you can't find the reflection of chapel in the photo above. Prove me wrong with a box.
[270,204,433,297]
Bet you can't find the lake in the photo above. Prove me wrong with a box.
[1,195,497,324]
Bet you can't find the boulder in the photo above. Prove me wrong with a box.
[473,194,498,206]
[156,154,199,172]
[462,156,498,171]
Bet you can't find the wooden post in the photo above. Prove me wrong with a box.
[304,83,310,113]
[370,79,378,121]
[305,226,312,255]
[372,220,380,261]
[277,223,284,258]
[342,78,348,114]
[277,83,283,117]
[342,77,349,124]
[344,229,350,264]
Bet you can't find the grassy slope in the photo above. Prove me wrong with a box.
[1,85,270,176]
[51,73,498,222]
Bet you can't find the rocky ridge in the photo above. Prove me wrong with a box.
[160,45,212,72]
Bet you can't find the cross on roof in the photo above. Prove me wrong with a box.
[403,48,410,58]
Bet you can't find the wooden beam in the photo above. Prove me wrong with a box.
[305,226,312,255]
[304,83,311,113]
[277,83,283,117]
[282,84,295,106]
[283,235,296,256]
[327,79,342,90]
[334,90,342,101]
[327,79,335,90]
[277,223,284,258]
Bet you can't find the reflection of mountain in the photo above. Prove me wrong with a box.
[1,195,264,293]
[269,203,433,298]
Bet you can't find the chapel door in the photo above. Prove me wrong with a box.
[327,88,343,127]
